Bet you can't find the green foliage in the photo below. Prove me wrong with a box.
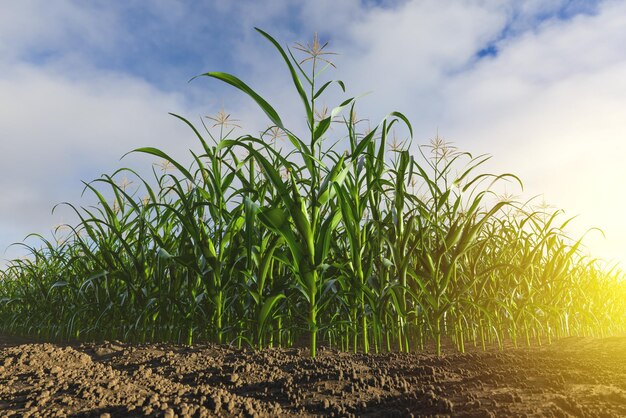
[0,29,624,357]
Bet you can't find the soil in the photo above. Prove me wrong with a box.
[0,335,625,417]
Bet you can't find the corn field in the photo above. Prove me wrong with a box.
[1,29,624,357]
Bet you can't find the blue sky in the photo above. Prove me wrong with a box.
[2,0,625,268]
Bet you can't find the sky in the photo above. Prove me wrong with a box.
[1,0,625,270]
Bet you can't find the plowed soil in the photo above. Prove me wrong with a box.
[0,335,625,417]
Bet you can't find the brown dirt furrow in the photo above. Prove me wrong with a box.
[0,336,625,417]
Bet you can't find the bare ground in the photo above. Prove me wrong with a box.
[0,335,625,417]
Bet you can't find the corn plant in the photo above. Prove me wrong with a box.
[0,29,624,357]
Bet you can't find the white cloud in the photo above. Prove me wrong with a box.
[1,0,625,269]
[296,0,626,266]
[0,65,199,264]
[0,1,119,63]
[437,0,626,265]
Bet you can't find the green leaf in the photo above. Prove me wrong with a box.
[168,112,212,154]
[254,28,313,125]
[258,293,286,335]
[313,116,332,141]
[257,207,302,267]
[315,210,342,265]
[197,71,283,128]
[257,207,289,231]
[157,247,174,260]
[351,129,377,159]
[318,155,348,205]
[313,79,345,100]
[125,147,195,182]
